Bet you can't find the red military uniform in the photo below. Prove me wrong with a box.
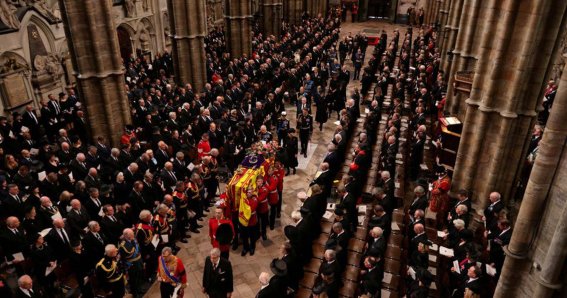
[209,217,234,252]
[257,183,270,214]
[276,168,285,193]
[157,255,187,297]
[247,195,259,226]
[153,213,172,245]
[197,140,211,159]
[267,175,279,206]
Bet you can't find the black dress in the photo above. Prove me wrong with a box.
[285,136,299,168]
[315,95,329,124]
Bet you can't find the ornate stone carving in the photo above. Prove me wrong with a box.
[0,53,30,75]
[124,0,136,18]
[163,12,171,47]
[138,24,150,51]
[0,0,20,29]
[142,0,149,12]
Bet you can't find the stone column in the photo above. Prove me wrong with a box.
[494,55,567,298]
[167,0,207,91]
[450,0,567,209]
[262,0,283,39]
[287,0,303,24]
[225,0,253,58]
[445,0,482,116]
[440,0,464,74]
[438,0,453,57]
[58,0,131,146]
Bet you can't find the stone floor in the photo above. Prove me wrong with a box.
[143,19,408,298]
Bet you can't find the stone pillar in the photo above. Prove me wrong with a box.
[432,0,442,25]
[287,0,303,24]
[225,0,253,58]
[438,0,453,57]
[262,0,283,39]
[450,0,567,209]
[317,0,327,17]
[494,55,567,298]
[167,0,207,91]
[440,0,464,74]
[58,0,131,146]
[445,0,482,116]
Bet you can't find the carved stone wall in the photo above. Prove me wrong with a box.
[0,0,169,114]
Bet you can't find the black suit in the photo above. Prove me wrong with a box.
[409,195,428,216]
[367,236,387,257]
[69,159,88,181]
[2,194,25,219]
[83,197,104,221]
[15,288,41,298]
[203,257,233,297]
[323,152,340,174]
[82,232,108,268]
[484,200,504,233]
[340,193,358,231]
[0,227,28,260]
[45,227,73,261]
[160,169,178,191]
[66,208,90,238]
[100,215,124,244]
[360,267,383,297]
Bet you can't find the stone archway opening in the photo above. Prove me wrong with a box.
[117,26,133,62]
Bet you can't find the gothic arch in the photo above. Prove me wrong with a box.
[136,17,156,55]
[116,23,136,61]
[20,13,57,60]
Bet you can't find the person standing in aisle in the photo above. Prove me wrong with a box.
[297,108,313,158]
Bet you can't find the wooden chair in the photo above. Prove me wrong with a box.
[384,244,402,261]
[305,258,322,274]
[299,272,318,289]
[338,280,358,298]
[346,252,362,267]
[312,243,325,260]
[348,238,366,253]
[384,259,401,275]
[342,265,360,282]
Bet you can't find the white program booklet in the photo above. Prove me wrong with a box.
[453,260,460,274]
[440,246,454,257]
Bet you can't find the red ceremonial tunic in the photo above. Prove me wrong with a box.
[247,195,259,226]
[257,184,269,214]
[267,176,279,205]
[197,140,211,159]
[276,168,285,192]
[158,255,187,285]
[209,217,234,252]
[429,176,451,213]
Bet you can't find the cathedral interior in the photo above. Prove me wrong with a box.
[0,0,565,297]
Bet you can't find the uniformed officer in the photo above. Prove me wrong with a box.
[119,228,144,298]
[153,204,175,252]
[157,246,187,298]
[186,173,204,226]
[297,108,313,157]
[255,176,270,240]
[276,112,290,146]
[172,182,190,240]
[209,206,235,259]
[136,210,157,279]
[95,244,125,298]
[240,186,259,256]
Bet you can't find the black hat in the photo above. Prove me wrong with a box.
[288,128,296,134]
[270,259,288,277]
[459,229,474,241]
[436,165,446,174]
[216,223,234,245]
